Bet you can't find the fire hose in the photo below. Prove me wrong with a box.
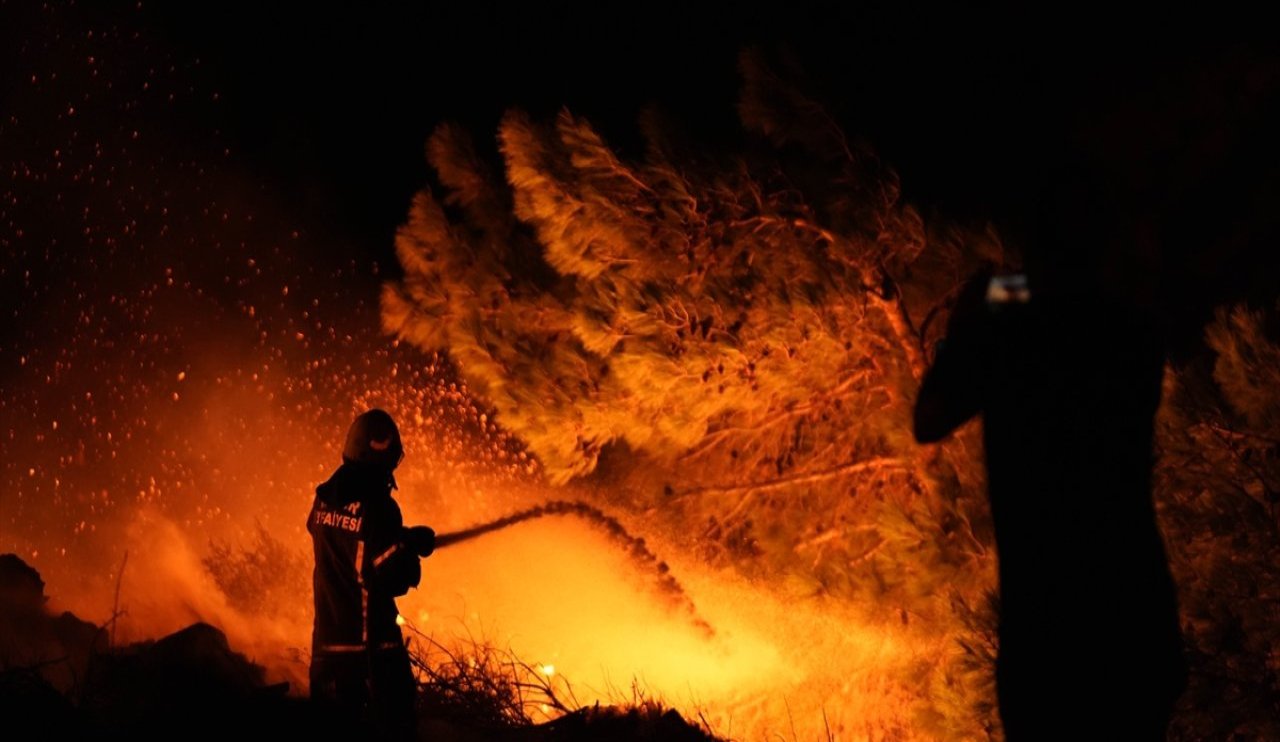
[432,501,599,550]
[419,500,713,636]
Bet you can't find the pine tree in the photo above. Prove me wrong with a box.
[382,52,1005,738]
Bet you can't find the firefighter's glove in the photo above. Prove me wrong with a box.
[406,525,436,557]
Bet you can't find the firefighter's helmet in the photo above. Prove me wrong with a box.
[342,408,404,470]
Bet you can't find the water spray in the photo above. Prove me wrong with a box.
[431,500,714,637]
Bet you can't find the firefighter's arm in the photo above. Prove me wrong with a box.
[363,500,422,597]
[913,272,991,443]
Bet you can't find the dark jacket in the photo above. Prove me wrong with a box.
[308,462,421,654]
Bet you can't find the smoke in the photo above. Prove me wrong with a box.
[109,512,310,686]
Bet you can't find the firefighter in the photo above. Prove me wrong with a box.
[308,408,436,740]
[914,255,1186,734]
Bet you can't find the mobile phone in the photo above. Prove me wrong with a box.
[986,274,1031,305]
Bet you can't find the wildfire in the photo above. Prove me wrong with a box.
[4,11,989,739]
[6,6,1280,741]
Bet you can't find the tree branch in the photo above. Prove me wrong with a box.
[674,456,908,498]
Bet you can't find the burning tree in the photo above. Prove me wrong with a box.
[382,54,1004,737]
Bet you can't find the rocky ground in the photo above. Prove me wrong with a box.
[0,554,719,741]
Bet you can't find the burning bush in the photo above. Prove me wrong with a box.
[406,627,722,742]
[409,630,571,730]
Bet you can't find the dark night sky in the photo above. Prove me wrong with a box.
[5,2,1279,341]
[122,5,1263,232]
[136,3,1123,232]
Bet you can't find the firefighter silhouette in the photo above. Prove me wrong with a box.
[914,161,1187,739]
[309,409,436,739]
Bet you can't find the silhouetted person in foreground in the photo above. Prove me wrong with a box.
[914,164,1187,738]
[309,409,436,740]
